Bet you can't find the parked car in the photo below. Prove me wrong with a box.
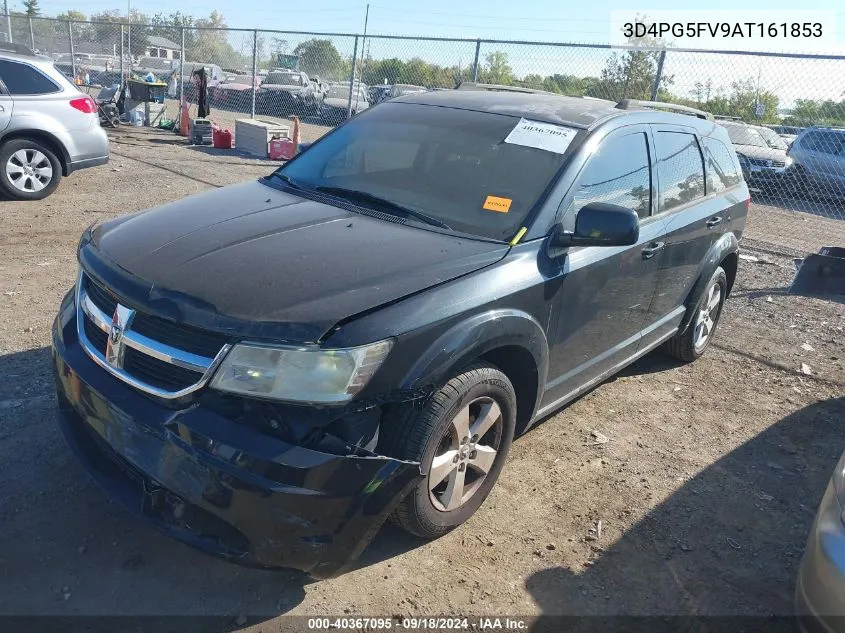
[257,69,323,117]
[796,448,845,632]
[767,124,805,145]
[368,84,391,105]
[718,120,792,194]
[53,92,747,578]
[0,45,109,200]
[787,127,845,200]
[369,83,428,105]
[753,124,790,152]
[212,74,260,111]
[321,81,369,125]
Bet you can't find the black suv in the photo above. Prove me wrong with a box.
[52,91,748,578]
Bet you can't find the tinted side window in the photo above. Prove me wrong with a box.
[655,132,705,212]
[564,132,652,220]
[800,131,844,154]
[703,138,741,193]
[0,60,60,95]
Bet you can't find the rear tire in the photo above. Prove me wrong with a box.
[663,267,727,362]
[0,138,62,201]
[380,362,516,539]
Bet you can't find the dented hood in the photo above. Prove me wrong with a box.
[80,180,508,343]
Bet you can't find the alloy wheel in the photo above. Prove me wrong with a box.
[428,396,504,512]
[694,282,722,351]
[6,149,53,193]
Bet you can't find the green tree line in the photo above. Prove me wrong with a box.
[6,9,844,126]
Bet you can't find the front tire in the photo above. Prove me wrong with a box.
[381,363,516,539]
[663,266,727,362]
[0,138,62,200]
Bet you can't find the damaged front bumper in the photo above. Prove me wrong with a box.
[51,295,421,579]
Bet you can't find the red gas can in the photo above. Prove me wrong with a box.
[269,137,296,160]
[213,128,233,149]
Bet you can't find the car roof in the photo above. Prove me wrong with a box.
[390,90,718,131]
[0,47,53,65]
[391,90,621,129]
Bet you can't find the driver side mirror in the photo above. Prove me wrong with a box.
[551,202,640,248]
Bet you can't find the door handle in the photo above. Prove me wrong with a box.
[0,105,4,112]
[641,241,665,260]
[706,216,723,228]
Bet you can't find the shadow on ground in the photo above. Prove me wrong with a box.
[0,346,423,630]
[525,395,844,631]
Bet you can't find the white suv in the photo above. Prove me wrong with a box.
[0,43,109,200]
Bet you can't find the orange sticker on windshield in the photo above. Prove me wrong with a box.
[483,196,512,213]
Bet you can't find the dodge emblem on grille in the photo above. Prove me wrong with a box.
[106,303,136,369]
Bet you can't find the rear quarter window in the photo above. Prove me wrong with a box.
[702,137,742,193]
[655,131,706,212]
[0,59,61,95]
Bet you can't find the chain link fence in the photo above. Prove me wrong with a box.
[3,14,845,253]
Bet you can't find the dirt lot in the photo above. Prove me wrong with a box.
[1,127,843,629]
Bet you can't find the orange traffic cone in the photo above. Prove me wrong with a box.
[179,97,191,137]
[291,115,301,154]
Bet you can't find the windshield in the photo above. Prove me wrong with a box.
[723,124,769,148]
[755,126,788,150]
[328,85,366,101]
[271,102,573,241]
[264,73,304,86]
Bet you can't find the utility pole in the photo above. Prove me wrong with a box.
[126,0,131,73]
[4,0,12,44]
[354,3,369,112]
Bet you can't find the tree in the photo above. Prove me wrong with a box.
[786,99,845,127]
[22,0,40,17]
[150,11,194,51]
[588,16,672,101]
[56,9,86,21]
[479,51,513,85]
[47,9,89,43]
[292,38,345,79]
[542,73,591,96]
[90,9,150,57]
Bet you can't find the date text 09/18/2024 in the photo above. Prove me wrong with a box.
[306,617,529,630]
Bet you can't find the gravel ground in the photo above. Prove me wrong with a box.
[0,127,843,629]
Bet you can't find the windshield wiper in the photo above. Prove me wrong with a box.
[314,186,452,230]
[272,173,307,190]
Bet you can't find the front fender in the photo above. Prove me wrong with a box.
[678,232,739,334]
[399,309,549,416]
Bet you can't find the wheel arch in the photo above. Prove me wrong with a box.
[678,232,739,334]
[399,309,548,435]
[0,129,70,175]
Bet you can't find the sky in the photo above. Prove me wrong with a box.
[22,0,845,104]
[28,0,845,47]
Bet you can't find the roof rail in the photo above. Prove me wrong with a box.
[456,81,555,95]
[616,99,714,121]
[714,115,743,121]
[0,41,37,57]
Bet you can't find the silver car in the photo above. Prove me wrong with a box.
[796,449,845,633]
[0,43,109,200]
[788,128,845,200]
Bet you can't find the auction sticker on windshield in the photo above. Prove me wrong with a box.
[504,118,578,154]
[483,195,512,213]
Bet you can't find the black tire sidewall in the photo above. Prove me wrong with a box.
[0,139,62,201]
[411,369,516,533]
[691,267,728,357]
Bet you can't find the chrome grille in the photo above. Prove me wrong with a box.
[75,271,232,399]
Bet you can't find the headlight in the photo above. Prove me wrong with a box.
[210,339,393,404]
[785,156,794,167]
